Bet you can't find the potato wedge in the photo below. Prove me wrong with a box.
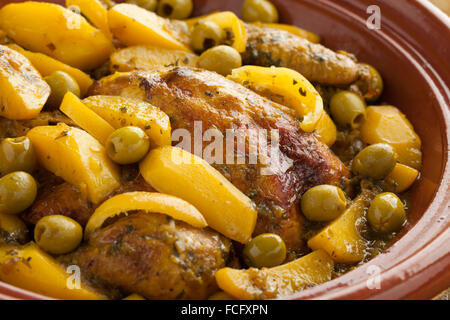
[229,66,323,132]
[361,106,422,169]
[110,45,198,72]
[82,95,171,147]
[307,188,377,263]
[139,146,258,243]
[60,92,115,145]
[85,192,208,239]
[0,44,50,120]
[0,242,105,300]
[7,44,93,96]
[66,0,112,39]
[185,11,247,52]
[108,3,190,51]
[385,163,419,193]
[215,250,334,299]
[250,22,321,43]
[0,2,113,70]
[27,123,120,204]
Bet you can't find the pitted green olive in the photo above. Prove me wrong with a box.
[301,185,347,221]
[191,21,224,52]
[367,192,406,233]
[352,143,397,180]
[44,71,80,109]
[0,171,37,215]
[329,90,366,128]
[106,126,150,165]
[34,215,83,254]
[0,136,36,174]
[241,0,279,23]
[197,45,242,76]
[157,0,193,19]
[243,233,286,268]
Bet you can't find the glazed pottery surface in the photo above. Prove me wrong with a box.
[0,0,448,300]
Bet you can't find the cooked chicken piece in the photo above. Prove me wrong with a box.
[0,111,74,139]
[23,168,154,226]
[242,24,359,86]
[66,212,231,300]
[22,181,94,226]
[89,67,350,252]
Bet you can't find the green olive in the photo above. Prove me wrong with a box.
[329,90,366,128]
[197,45,242,76]
[0,136,36,175]
[352,143,397,180]
[191,21,224,53]
[241,0,279,23]
[157,0,193,19]
[106,126,150,165]
[126,0,157,11]
[367,192,405,233]
[301,185,347,221]
[34,215,83,254]
[243,233,286,268]
[44,71,80,109]
[0,171,37,215]
[356,63,384,103]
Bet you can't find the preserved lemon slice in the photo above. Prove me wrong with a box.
[229,66,323,132]
[85,192,207,239]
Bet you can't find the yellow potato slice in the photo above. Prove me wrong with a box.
[0,2,113,70]
[27,123,120,204]
[385,163,419,193]
[7,44,93,97]
[82,95,171,147]
[110,45,198,72]
[108,3,190,51]
[85,192,208,239]
[229,66,323,132]
[0,242,105,300]
[361,106,422,169]
[139,146,258,243]
[0,44,50,120]
[307,188,377,263]
[60,92,115,145]
[215,250,334,299]
[66,0,112,39]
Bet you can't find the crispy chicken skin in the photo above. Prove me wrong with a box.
[66,212,231,299]
[22,181,94,226]
[89,67,350,252]
[243,24,359,86]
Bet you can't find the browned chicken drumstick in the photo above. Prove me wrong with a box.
[89,67,350,252]
[65,212,232,299]
[242,24,359,86]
